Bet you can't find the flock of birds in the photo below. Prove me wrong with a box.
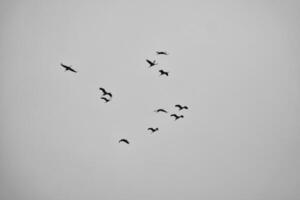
[60,51,189,145]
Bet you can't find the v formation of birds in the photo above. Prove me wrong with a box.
[60,51,189,145]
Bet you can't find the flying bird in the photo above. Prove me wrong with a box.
[119,139,129,144]
[156,51,168,55]
[159,69,169,76]
[146,59,157,67]
[170,114,184,120]
[60,63,77,73]
[154,109,168,113]
[147,127,159,133]
[99,87,112,98]
[101,96,111,103]
[175,104,189,111]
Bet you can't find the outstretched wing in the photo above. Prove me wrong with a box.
[175,104,182,109]
[146,59,153,65]
[101,97,109,102]
[60,63,67,68]
[68,67,77,73]
[60,63,71,70]
[99,87,107,94]
[106,92,112,98]
[157,51,168,55]
[119,139,129,144]
[157,109,167,113]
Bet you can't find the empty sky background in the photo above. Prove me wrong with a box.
[1,0,300,200]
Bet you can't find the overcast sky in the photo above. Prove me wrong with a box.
[1,1,300,200]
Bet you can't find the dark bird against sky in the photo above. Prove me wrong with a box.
[175,104,189,111]
[101,96,111,103]
[154,108,168,113]
[99,87,113,98]
[60,63,77,73]
[147,127,159,133]
[159,69,169,76]
[146,59,157,67]
[119,139,129,144]
[170,114,184,120]
[156,51,168,55]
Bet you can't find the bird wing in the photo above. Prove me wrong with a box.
[69,67,77,73]
[146,59,153,65]
[106,93,112,98]
[119,139,129,144]
[159,109,167,113]
[101,97,109,102]
[99,88,106,94]
[175,104,181,109]
[60,63,68,69]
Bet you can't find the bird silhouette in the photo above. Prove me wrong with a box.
[146,59,157,67]
[147,127,159,133]
[99,87,112,98]
[175,104,188,111]
[119,139,129,144]
[156,51,168,55]
[101,96,111,103]
[159,69,169,76]
[170,114,184,120]
[60,63,77,73]
[154,109,168,113]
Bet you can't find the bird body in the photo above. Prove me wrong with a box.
[60,63,77,73]
[156,51,168,55]
[175,104,188,110]
[119,139,130,144]
[146,59,157,67]
[101,96,110,103]
[155,109,168,113]
[147,127,159,133]
[99,87,113,98]
[159,69,169,76]
[170,114,184,120]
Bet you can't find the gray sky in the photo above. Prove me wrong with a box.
[1,0,300,200]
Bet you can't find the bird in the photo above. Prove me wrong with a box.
[156,51,168,55]
[119,139,129,144]
[175,104,189,111]
[170,114,184,120]
[99,87,112,98]
[101,96,111,103]
[60,63,77,73]
[159,69,169,76]
[147,127,159,133]
[154,109,168,113]
[146,59,157,67]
